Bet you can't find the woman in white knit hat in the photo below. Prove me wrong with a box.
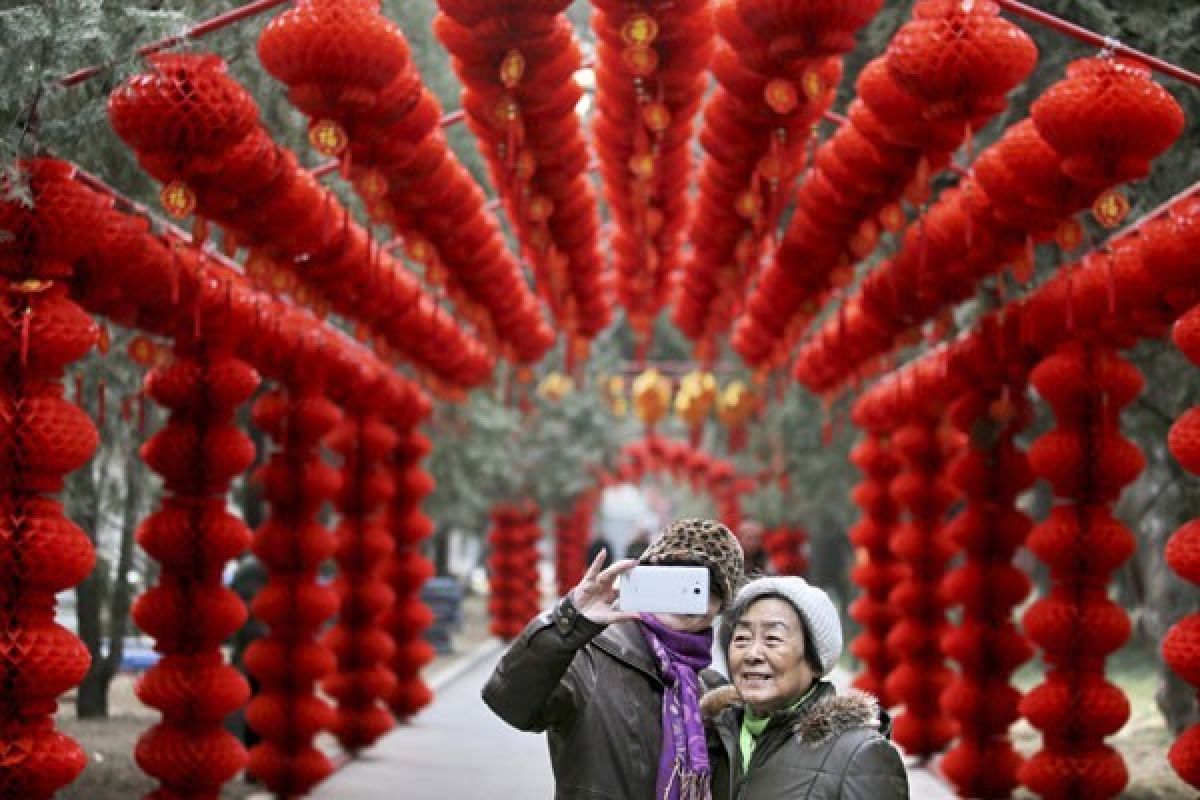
[701,576,908,799]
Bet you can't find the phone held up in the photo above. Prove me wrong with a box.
[618,565,710,615]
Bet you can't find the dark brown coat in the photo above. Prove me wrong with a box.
[702,681,908,800]
[482,607,670,799]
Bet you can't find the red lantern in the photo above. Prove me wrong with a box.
[1031,57,1184,187]
[887,0,1036,123]
[258,0,411,120]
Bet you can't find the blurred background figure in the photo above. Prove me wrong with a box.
[586,532,614,567]
[739,519,772,576]
[624,527,652,560]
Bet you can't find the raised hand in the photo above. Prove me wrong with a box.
[570,549,640,625]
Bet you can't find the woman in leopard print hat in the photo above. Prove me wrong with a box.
[483,518,744,800]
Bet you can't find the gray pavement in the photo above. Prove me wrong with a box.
[309,641,554,799]
[308,639,956,799]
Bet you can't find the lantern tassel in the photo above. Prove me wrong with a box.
[19,304,31,369]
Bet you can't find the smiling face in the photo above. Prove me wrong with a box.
[728,596,816,715]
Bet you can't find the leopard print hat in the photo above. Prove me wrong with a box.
[639,518,745,606]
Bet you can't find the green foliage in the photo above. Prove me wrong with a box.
[740,381,857,532]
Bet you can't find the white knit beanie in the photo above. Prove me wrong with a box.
[728,576,843,676]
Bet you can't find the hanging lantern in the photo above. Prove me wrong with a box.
[1031,57,1184,187]
[674,370,717,428]
[940,384,1034,798]
[632,368,672,427]
[257,0,411,121]
[886,0,1037,123]
[537,371,574,403]
[717,380,757,452]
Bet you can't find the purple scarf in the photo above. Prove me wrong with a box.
[639,614,714,800]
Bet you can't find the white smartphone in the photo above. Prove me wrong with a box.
[618,565,711,614]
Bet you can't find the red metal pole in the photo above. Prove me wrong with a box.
[996,0,1200,88]
[57,0,291,87]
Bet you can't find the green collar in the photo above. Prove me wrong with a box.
[738,683,820,772]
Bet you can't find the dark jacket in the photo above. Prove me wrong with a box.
[701,681,908,800]
[483,599,694,799]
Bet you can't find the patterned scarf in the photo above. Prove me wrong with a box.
[638,613,714,800]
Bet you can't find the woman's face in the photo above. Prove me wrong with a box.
[728,597,816,715]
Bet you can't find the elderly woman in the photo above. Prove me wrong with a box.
[483,519,744,799]
[702,576,908,799]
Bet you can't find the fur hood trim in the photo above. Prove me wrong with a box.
[791,689,881,744]
[700,685,882,745]
[700,685,741,721]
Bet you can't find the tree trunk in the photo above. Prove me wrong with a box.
[75,462,107,718]
[99,452,144,697]
[433,524,451,576]
[75,665,110,718]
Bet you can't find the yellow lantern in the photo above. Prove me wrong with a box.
[632,368,672,427]
[716,381,754,425]
[717,380,758,451]
[674,370,716,428]
[537,372,574,402]
[601,375,627,416]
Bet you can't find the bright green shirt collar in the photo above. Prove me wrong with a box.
[738,683,819,773]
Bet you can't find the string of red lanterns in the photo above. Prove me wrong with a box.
[730,0,1037,371]
[673,0,878,361]
[847,433,903,709]
[885,415,959,758]
[56,162,433,792]
[938,337,1036,798]
[853,190,1200,796]
[607,436,749,534]
[257,0,556,368]
[107,52,495,390]
[554,491,600,597]
[488,503,543,640]
[797,54,1185,393]
[133,338,259,798]
[322,411,400,753]
[245,381,342,796]
[591,0,712,352]
[0,160,102,799]
[384,431,438,719]
[435,0,611,361]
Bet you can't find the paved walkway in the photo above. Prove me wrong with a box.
[309,639,955,799]
[309,640,551,799]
